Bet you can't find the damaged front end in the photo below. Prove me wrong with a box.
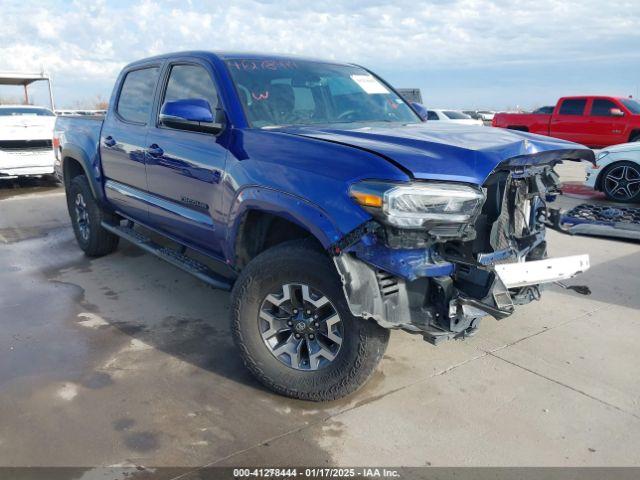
[333,151,591,345]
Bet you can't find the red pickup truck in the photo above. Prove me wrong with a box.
[492,96,640,148]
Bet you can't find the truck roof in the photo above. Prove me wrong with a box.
[559,95,631,101]
[0,72,50,86]
[124,50,353,69]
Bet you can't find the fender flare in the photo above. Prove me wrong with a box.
[61,144,107,204]
[225,186,344,261]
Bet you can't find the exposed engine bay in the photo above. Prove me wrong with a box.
[334,160,590,345]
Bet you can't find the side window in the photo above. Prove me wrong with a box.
[558,99,586,116]
[162,64,219,111]
[116,67,159,124]
[591,99,618,116]
[427,111,439,120]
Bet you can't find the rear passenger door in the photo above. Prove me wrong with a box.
[101,65,161,221]
[550,98,589,144]
[145,60,228,257]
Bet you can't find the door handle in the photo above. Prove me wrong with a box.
[103,136,116,147]
[146,144,164,157]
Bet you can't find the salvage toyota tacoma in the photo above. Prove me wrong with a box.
[54,51,592,401]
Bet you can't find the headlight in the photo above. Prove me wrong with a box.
[596,151,609,161]
[350,181,485,228]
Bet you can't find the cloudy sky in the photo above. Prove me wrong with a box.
[1,0,639,109]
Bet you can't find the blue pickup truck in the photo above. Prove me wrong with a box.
[54,51,592,401]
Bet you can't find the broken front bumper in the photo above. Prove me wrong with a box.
[333,158,592,344]
[495,255,590,288]
[334,251,590,345]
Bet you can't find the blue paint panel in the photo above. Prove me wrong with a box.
[104,180,214,227]
[347,234,455,280]
[281,123,592,185]
[56,117,107,203]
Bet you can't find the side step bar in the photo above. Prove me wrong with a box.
[101,221,233,291]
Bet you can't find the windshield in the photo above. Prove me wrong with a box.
[443,111,471,120]
[622,99,640,114]
[0,107,54,116]
[225,59,419,127]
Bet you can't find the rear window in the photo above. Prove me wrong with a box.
[590,99,619,116]
[0,107,54,116]
[117,67,159,124]
[558,99,586,116]
[622,99,640,114]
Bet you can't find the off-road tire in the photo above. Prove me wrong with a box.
[67,174,120,256]
[231,240,389,401]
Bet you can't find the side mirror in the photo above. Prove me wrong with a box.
[411,102,429,121]
[159,98,224,134]
[610,108,625,117]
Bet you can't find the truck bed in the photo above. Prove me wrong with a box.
[492,112,551,134]
[53,115,104,182]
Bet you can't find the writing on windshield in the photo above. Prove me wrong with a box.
[225,59,419,128]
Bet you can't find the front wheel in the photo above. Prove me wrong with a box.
[231,241,389,401]
[601,161,640,203]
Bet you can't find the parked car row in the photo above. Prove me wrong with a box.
[464,110,495,121]
[55,109,107,116]
[426,109,484,125]
[3,77,640,209]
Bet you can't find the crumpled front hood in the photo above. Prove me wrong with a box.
[279,122,594,185]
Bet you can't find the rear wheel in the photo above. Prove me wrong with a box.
[601,161,640,203]
[67,175,120,256]
[231,241,389,401]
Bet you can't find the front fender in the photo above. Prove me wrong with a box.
[225,186,346,261]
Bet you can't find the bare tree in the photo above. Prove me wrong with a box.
[71,94,109,110]
[94,97,109,110]
[0,95,28,105]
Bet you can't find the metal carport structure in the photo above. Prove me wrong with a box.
[0,72,55,110]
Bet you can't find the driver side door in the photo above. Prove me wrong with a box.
[145,60,229,258]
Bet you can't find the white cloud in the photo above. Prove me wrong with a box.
[0,0,638,106]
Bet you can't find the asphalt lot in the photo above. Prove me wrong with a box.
[0,163,639,476]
